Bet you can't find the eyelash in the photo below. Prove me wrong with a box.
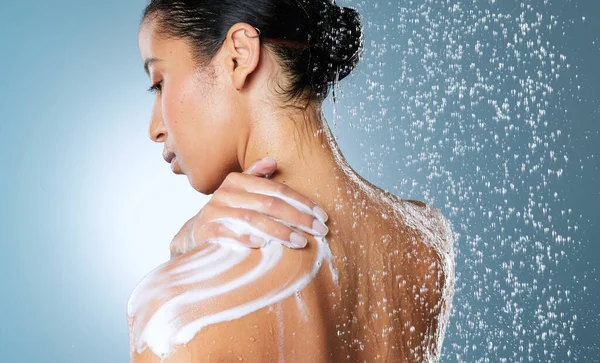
[147,80,163,94]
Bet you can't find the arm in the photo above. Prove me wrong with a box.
[129,158,331,362]
[131,306,275,362]
[128,233,326,362]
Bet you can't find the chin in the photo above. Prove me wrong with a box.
[188,174,221,196]
[187,162,235,195]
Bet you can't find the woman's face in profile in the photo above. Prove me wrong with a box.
[138,17,244,194]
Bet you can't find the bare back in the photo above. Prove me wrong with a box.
[127,183,455,362]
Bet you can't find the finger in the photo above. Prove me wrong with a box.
[212,186,328,237]
[243,157,277,177]
[170,217,197,259]
[170,231,197,259]
[171,221,264,258]
[193,220,269,249]
[223,172,329,223]
[200,204,309,248]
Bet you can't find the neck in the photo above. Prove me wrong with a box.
[238,102,355,209]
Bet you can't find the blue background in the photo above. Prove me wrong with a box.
[0,0,597,361]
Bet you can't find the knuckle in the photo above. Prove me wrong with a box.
[275,183,288,194]
[170,238,184,257]
[212,187,231,202]
[242,210,254,222]
[212,188,223,199]
[303,213,316,228]
[169,240,178,253]
[263,196,276,209]
[225,172,240,185]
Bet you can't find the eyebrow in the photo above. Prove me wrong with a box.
[144,57,162,76]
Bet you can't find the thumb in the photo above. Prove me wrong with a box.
[243,157,278,177]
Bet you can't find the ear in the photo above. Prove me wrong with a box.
[222,23,261,91]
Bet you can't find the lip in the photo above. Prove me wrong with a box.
[170,157,179,173]
[163,151,176,164]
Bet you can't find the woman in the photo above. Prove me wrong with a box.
[127,0,455,362]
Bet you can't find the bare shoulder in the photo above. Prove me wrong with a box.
[129,308,276,363]
[384,197,455,307]
[390,197,454,253]
[127,235,329,362]
[380,197,456,359]
[366,187,454,278]
[396,198,454,283]
[374,186,453,247]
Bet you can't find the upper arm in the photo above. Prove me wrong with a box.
[128,235,325,362]
[131,308,276,363]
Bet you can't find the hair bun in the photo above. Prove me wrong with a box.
[310,4,364,84]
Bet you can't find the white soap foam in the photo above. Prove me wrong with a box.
[127,190,335,359]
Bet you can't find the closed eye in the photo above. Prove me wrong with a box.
[147,80,163,94]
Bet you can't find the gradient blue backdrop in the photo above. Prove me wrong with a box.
[1,0,597,362]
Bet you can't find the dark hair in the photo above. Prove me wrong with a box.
[141,0,364,105]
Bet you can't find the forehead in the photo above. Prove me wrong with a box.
[138,18,199,75]
[138,18,162,60]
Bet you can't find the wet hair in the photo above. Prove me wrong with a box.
[141,0,364,106]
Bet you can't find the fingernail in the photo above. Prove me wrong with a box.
[290,231,308,248]
[262,157,276,165]
[313,205,328,222]
[250,235,266,247]
[312,219,329,236]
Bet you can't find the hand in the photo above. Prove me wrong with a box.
[169,157,329,259]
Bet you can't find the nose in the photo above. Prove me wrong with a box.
[149,109,167,143]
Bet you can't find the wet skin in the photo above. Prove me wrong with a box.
[130,16,454,363]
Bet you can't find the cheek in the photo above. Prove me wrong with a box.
[189,82,238,146]
[171,75,242,190]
